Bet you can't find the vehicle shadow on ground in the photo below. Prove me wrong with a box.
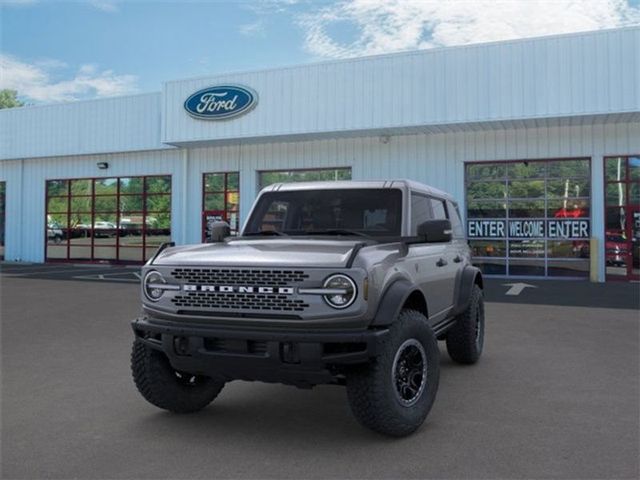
[127,356,462,444]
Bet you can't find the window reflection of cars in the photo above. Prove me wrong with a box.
[119,220,143,237]
[605,232,627,266]
[70,223,91,238]
[570,240,589,258]
[93,221,117,238]
[119,217,162,237]
[47,222,63,243]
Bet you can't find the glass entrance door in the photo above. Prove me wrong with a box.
[631,205,639,279]
[202,172,240,240]
[604,156,640,281]
[202,210,226,242]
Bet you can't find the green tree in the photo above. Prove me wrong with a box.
[0,90,24,109]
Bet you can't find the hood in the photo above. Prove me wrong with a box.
[151,238,365,268]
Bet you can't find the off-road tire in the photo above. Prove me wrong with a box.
[346,309,440,437]
[446,284,484,364]
[131,340,225,413]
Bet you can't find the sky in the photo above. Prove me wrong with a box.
[1,0,639,105]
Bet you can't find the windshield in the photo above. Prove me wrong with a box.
[244,189,403,237]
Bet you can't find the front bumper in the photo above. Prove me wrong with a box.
[132,316,389,387]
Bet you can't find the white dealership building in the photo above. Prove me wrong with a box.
[1,27,639,281]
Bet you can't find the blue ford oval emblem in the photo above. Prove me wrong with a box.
[184,85,257,120]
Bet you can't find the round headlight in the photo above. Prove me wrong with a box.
[323,274,357,309]
[143,270,166,302]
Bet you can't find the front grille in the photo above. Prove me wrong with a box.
[171,292,309,312]
[204,338,268,356]
[171,268,309,286]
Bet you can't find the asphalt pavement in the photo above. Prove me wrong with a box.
[1,266,639,479]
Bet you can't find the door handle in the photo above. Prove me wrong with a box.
[436,258,448,267]
[453,255,463,263]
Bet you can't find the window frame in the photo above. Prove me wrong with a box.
[44,175,172,264]
[202,171,240,240]
[447,200,465,239]
[464,157,592,278]
[603,155,640,281]
[409,192,434,235]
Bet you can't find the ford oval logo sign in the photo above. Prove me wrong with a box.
[184,85,257,120]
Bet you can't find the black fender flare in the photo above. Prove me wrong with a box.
[452,265,483,316]
[371,279,423,327]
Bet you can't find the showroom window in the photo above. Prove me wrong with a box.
[604,156,639,281]
[258,167,352,190]
[202,172,240,240]
[46,176,171,263]
[465,159,591,277]
[0,181,5,260]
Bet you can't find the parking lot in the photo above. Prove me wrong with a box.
[1,262,639,479]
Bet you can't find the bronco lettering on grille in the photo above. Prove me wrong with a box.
[182,285,294,294]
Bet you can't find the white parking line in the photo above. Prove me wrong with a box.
[1,267,113,277]
[72,272,140,283]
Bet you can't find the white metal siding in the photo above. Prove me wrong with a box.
[0,93,167,161]
[2,28,637,162]
[185,122,639,281]
[1,121,638,280]
[0,160,23,261]
[163,28,640,145]
[0,149,184,262]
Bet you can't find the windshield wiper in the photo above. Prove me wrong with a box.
[303,229,372,239]
[243,230,287,237]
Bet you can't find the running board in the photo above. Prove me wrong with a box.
[432,317,457,337]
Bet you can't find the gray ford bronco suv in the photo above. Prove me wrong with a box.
[131,180,484,436]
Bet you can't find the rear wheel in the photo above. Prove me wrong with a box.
[346,309,440,437]
[131,340,225,413]
[446,284,484,364]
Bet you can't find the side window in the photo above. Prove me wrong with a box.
[410,193,432,234]
[430,198,447,220]
[447,200,465,238]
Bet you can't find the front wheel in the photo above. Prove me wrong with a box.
[131,340,225,413]
[346,309,440,437]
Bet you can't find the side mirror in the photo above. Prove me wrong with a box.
[208,221,230,243]
[416,219,452,243]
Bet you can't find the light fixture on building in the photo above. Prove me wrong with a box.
[97,162,109,170]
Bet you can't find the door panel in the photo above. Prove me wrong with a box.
[605,206,629,279]
[407,243,457,321]
[604,156,640,281]
[631,206,639,279]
